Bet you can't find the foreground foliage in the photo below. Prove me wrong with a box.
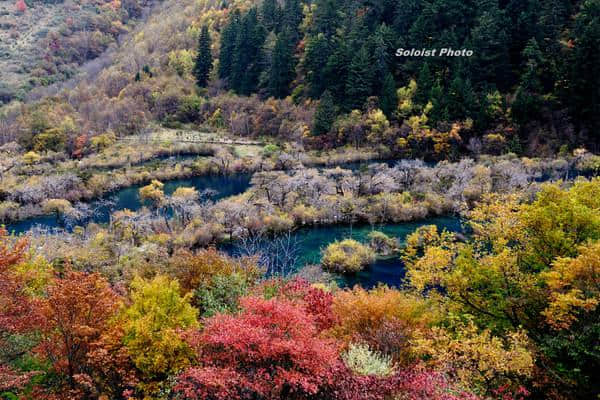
[1,179,599,399]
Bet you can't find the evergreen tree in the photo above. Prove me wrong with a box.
[304,34,333,98]
[415,63,434,105]
[447,72,477,120]
[369,25,393,95]
[468,0,511,89]
[428,79,448,124]
[379,72,397,119]
[268,29,296,98]
[282,0,303,41]
[313,90,337,135]
[511,39,547,124]
[312,0,340,38]
[323,39,352,105]
[567,0,600,137]
[344,46,373,111]
[261,0,280,32]
[194,25,213,87]
[219,10,241,80]
[231,8,267,94]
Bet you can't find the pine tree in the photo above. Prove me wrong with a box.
[428,79,448,124]
[261,0,280,32]
[323,39,352,104]
[194,25,213,87]
[268,29,296,98]
[369,25,392,95]
[304,34,333,98]
[344,46,373,111]
[312,0,339,38]
[282,0,303,41]
[468,0,511,89]
[313,90,337,135]
[218,10,241,80]
[379,72,397,118]
[231,8,267,94]
[415,63,433,105]
[566,0,600,135]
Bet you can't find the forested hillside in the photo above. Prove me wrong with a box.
[1,0,599,157]
[214,0,600,152]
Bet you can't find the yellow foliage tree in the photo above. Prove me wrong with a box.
[413,320,534,392]
[321,239,375,273]
[122,275,198,382]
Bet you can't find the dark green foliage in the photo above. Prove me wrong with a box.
[468,0,511,90]
[261,0,280,32]
[312,0,340,38]
[447,73,477,121]
[218,10,241,80]
[428,80,448,124]
[304,34,334,99]
[194,26,213,87]
[415,63,434,105]
[344,46,373,111]
[323,39,352,104]
[268,29,296,98]
[313,90,337,135]
[216,0,600,145]
[379,72,397,118]
[567,0,600,139]
[282,0,303,41]
[230,8,267,95]
[142,65,152,77]
[539,313,600,399]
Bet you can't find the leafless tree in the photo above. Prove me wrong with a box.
[235,231,301,277]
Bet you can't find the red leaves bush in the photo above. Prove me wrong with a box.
[176,296,341,399]
[277,279,337,331]
[175,291,474,400]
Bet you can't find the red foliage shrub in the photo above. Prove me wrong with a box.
[72,134,88,158]
[278,278,337,331]
[15,0,26,13]
[0,366,39,392]
[392,369,481,400]
[176,296,341,399]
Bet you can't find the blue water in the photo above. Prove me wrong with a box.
[5,166,463,287]
[223,216,462,288]
[6,173,252,234]
[293,216,462,288]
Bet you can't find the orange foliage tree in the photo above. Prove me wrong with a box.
[0,228,33,334]
[35,271,122,397]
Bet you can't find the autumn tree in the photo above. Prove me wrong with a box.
[35,271,122,396]
[122,275,198,385]
[0,228,32,338]
[403,179,600,397]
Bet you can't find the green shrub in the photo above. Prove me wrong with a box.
[367,231,398,255]
[195,272,250,317]
[321,239,375,273]
[342,343,395,377]
[33,128,66,152]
